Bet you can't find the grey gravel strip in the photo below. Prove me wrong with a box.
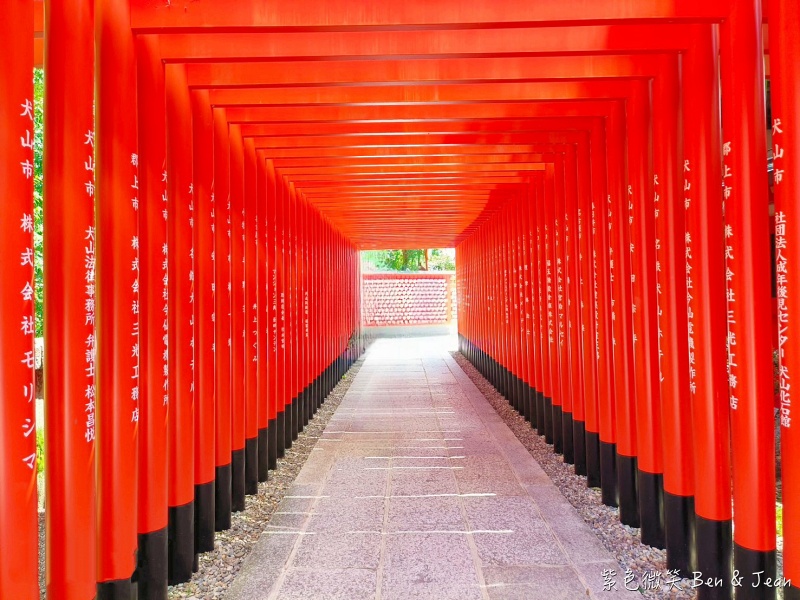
[168,358,365,600]
[451,351,699,600]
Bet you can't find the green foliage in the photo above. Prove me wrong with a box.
[427,248,456,271]
[33,69,44,337]
[777,503,783,537]
[361,248,455,272]
[36,429,45,473]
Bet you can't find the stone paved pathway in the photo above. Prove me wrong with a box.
[227,337,637,600]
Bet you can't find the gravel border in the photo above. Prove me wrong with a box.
[169,358,364,599]
[451,351,698,599]
[36,358,363,599]
[454,351,791,600]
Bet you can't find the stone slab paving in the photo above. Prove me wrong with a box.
[227,337,637,600]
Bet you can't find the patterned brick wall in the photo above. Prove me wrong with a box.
[362,272,456,326]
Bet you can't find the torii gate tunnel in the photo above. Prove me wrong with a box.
[1,0,798,598]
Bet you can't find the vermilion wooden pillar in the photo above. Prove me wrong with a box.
[288,184,300,440]
[627,78,665,549]
[244,138,260,493]
[769,1,800,596]
[500,207,512,406]
[653,52,695,577]
[522,191,539,429]
[136,35,170,598]
[608,101,636,522]
[584,126,605,488]
[255,156,270,481]
[190,88,216,555]
[564,143,588,475]
[720,1,777,592]
[540,171,556,443]
[266,159,280,467]
[516,190,529,409]
[516,199,527,414]
[551,156,567,455]
[165,63,196,585]
[229,124,247,512]
[682,28,730,589]
[301,198,312,425]
[41,0,96,597]
[559,151,575,461]
[95,0,139,594]
[574,141,594,478]
[212,106,233,531]
[683,28,736,598]
[95,0,140,598]
[595,121,618,509]
[561,147,579,464]
[277,178,289,452]
[0,1,38,597]
[534,174,550,437]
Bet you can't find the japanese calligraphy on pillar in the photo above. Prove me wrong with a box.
[773,118,791,428]
[522,223,531,341]
[578,207,584,305]
[628,187,637,344]
[131,153,140,422]
[555,217,565,347]
[592,201,600,360]
[19,97,37,468]
[189,183,195,395]
[721,142,740,409]
[84,130,97,441]
[545,224,554,344]
[280,215,286,353]
[608,195,616,347]
[254,214,260,360]
[653,174,665,382]
[162,166,169,406]
[684,160,698,396]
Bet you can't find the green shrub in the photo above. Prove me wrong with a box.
[36,429,45,474]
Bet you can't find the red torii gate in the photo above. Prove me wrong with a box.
[1,1,796,599]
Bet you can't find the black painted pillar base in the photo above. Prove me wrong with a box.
[285,401,294,449]
[258,427,269,482]
[785,582,800,600]
[309,381,317,416]
[572,420,587,476]
[137,527,168,600]
[694,516,732,600]
[523,385,534,424]
[637,470,665,549]
[664,491,696,578]
[536,391,545,437]
[543,396,554,444]
[168,500,195,585]
[214,464,232,532]
[516,378,525,415]
[599,441,618,507]
[97,577,136,600]
[231,448,246,512]
[276,411,286,459]
[292,394,300,440]
[552,405,563,454]
[562,412,574,464]
[734,544,777,600]
[194,481,215,553]
[585,430,601,488]
[268,419,278,470]
[245,437,259,495]
[303,387,311,427]
[616,454,639,527]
